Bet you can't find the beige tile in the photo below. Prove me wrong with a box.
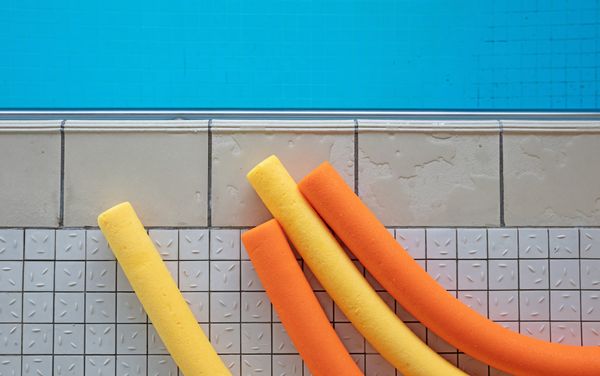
[211,120,354,226]
[504,123,600,226]
[0,121,61,226]
[357,120,500,226]
[64,121,208,226]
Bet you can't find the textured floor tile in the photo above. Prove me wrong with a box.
[23,356,52,375]
[518,228,549,258]
[242,291,271,322]
[117,292,146,323]
[220,355,240,375]
[241,323,271,353]
[582,322,600,345]
[273,355,302,376]
[358,121,500,226]
[489,291,519,320]
[504,128,600,225]
[64,120,208,226]
[489,260,518,290]
[116,355,146,376]
[550,290,580,320]
[457,228,487,259]
[458,261,487,290]
[55,261,85,291]
[0,122,61,226]
[86,230,114,260]
[23,323,53,354]
[179,229,209,260]
[54,324,84,354]
[581,229,600,258]
[210,292,240,322]
[395,228,425,259]
[458,290,488,316]
[85,356,115,376]
[0,261,23,291]
[23,261,54,291]
[179,261,208,291]
[519,259,549,289]
[211,120,354,226]
[25,229,55,260]
[520,321,550,341]
[551,322,581,345]
[549,228,579,258]
[273,323,297,354]
[242,355,271,376]
[116,324,146,355]
[148,230,178,260]
[426,228,456,259]
[182,291,209,322]
[582,291,600,320]
[23,292,53,323]
[487,228,518,258]
[0,229,23,260]
[0,293,21,322]
[55,293,85,323]
[520,291,549,320]
[55,355,84,376]
[86,324,116,354]
[0,324,21,354]
[210,323,240,354]
[56,229,85,260]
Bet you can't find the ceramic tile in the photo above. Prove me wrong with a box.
[504,129,600,225]
[0,229,24,260]
[273,323,297,354]
[358,122,500,226]
[0,122,61,226]
[551,322,581,345]
[116,355,146,376]
[55,356,84,376]
[211,120,354,226]
[64,121,208,226]
[23,356,52,375]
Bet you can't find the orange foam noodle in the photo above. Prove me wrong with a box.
[298,161,600,376]
[242,219,362,376]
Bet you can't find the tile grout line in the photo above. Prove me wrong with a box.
[354,119,359,195]
[207,119,213,228]
[499,121,505,227]
[578,229,584,345]
[59,119,66,227]
[485,228,491,376]
[547,228,552,343]
[20,230,25,375]
[51,231,57,374]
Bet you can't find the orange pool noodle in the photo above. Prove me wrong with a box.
[298,161,600,376]
[242,219,363,376]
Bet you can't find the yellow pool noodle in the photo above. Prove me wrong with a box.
[247,156,464,376]
[98,202,230,376]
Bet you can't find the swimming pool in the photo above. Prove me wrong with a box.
[1,0,598,109]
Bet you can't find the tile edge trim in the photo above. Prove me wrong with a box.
[64,119,209,132]
[0,120,62,133]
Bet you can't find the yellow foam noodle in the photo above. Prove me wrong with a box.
[247,156,464,376]
[98,202,230,376]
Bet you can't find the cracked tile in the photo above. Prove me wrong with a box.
[211,120,355,226]
[358,123,500,226]
[504,130,600,225]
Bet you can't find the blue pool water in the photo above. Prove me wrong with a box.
[0,0,598,110]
